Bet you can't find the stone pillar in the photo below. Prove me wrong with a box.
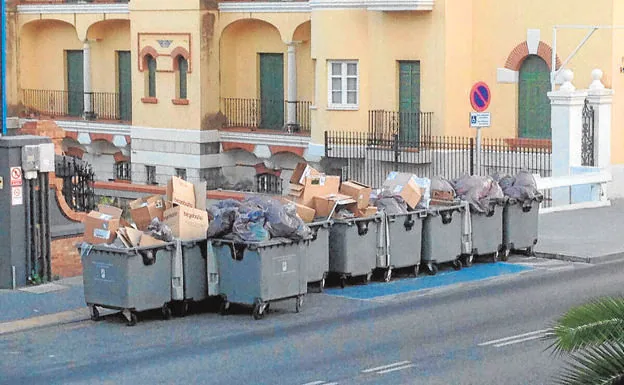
[83,40,94,119]
[547,70,588,205]
[286,42,298,132]
[586,69,613,169]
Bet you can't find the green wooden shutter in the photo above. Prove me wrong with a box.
[518,55,551,139]
[66,50,84,117]
[117,51,132,121]
[178,57,188,100]
[259,53,284,130]
[399,61,421,144]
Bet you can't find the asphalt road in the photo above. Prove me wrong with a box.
[1,258,623,385]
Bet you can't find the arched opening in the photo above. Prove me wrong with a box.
[220,19,285,130]
[144,54,157,98]
[518,55,551,139]
[175,56,189,100]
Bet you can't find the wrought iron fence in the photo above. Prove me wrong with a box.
[114,161,131,181]
[255,173,283,194]
[221,98,311,132]
[325,131,552,194]
[368,110,433,147]
[55,155,96,213]
[21,89,124,121]
[581,99,595,167]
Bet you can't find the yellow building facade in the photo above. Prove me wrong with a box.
[7,0,624,188]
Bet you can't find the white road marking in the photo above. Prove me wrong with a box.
[362,361,411,374]
[301,382,327,385]
[376,363,416,374]
[479,329,548,347]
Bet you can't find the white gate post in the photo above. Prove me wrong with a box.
[586,69,613,169]
[547,69,588,206]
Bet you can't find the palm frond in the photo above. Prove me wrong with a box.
[552,341,624,385]
[544,297,624,354]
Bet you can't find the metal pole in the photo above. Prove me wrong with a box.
[475,128,482,176]
[1,0,7,135]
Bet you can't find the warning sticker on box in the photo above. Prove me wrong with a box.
[93,229,111,240]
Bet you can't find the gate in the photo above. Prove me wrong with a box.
[55,156,96,212]
[581,99,595,167]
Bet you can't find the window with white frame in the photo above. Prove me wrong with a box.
[328,60,359,109]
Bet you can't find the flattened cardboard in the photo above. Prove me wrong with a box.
[340,180,372,209]
[355,206,378,218]
[194,180,207,210]
[163,205,209,241]
[83,205,122,245]
[129,195,165,231]
[139,234,167,247]
[313,193,357,218]
[290,163,320,185]
[166,176,196,208]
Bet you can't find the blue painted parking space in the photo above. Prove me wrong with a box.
[324,262,533,300]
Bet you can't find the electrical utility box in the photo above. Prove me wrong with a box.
[0,136,53,289]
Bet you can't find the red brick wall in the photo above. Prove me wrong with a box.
[51,235,84,278]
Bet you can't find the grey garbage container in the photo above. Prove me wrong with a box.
[469,201,505,263]
[171,238,209,316]
[329,214,383,288]
[421,204,465,275]
[211,238,307,320]
[503,198,540,257]
[305,220,332,292]
[79,242,173,326]
[386,210,427,277]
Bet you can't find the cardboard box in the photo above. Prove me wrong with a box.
[352,205,378,218]
[290,162,320,185]
[432,189,455,201]
[139,234,167,247]
[382,172,423,209]
[83,205,123,245]
[163,205,209,241]
[340,180,372,210]
[289,175,341,208]
[129,195,165,231]
[313,193,357,218]
[166,176,196,208]
[291,200,316,223]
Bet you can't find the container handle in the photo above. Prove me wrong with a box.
[522,205,533,213]
[138,249,157,266]
[404,215,415,231]
[357,221,369,236]
[441,211,453,225]
[226,243,246,261]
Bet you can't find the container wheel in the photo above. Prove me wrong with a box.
[340,275,347,289]
[426,263,438,276]
[490,251,499,263]
[89,305,100,322]
[219,301,230,316]
[463,255,474,267]
[252,302,266,320]
[365,272,373,284]
[525,246,535,256]
[452,259,462,271]
[384,268,392,282]
[319,277,326,293]
[501,249,510,262]
[178,301,190,317]
[162,304,173,320]
[295,296,304,313]
[413,264,420,277]
[127,312,138,327]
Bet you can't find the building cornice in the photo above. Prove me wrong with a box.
[17,3,129,15]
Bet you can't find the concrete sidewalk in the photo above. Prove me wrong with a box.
[1,200,622,334]
[536,199,624,264]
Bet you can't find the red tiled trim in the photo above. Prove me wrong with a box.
[171,46,192,72]
[94,181,166,195]
[65,147,84,159]
[222,142,256,153]
[141,97,158,104]
[113,151,130,163]
[269,145,305,157]
[65,131,79,140]
[172,98,190,105]
[138,46,159,72]
[505,41,562,71]
[90,133,114,143]
[51,178,86,223]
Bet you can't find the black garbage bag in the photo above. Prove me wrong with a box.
[373,191,409,214]
[206,199,242,238]
[453,175,504,214]
[147,217,174,242]
[231,203,269,242]
[246,196,312,240]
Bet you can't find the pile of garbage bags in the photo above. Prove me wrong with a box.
[494,170,544,205]
[207,197,313,243]
[452,175,505,215]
